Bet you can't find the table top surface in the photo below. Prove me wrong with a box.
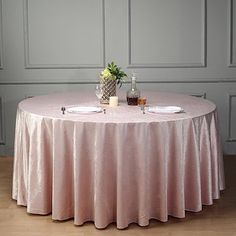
[18,91,216,123]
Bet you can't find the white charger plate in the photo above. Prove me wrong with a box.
[66,106,102,114]
[147,106,184,114]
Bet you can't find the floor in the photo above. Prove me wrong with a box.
[0,156,236,236]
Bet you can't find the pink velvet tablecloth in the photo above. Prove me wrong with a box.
[12,91,225,229]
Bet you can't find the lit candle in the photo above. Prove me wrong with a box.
[109,96,118,107]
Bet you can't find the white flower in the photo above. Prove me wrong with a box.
[101,68,111,79]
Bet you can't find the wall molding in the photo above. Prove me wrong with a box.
[0,96,5,145]
[0,0,3,69]
[128,0,207,68]
[23,0,105,69]
[1,77,236,85]
[191,93,206,99]
[227,94,236,141]
[228,0,236,67]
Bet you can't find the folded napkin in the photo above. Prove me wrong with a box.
[66,106,102,114]
[147,106,184,114]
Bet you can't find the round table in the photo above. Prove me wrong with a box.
[12,91,225,229]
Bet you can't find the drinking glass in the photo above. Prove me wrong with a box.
[95,84,103,102]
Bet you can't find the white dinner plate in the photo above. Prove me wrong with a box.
[147,106,184,114]
[66,106,102,114]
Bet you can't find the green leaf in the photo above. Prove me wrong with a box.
[104,61,126,88]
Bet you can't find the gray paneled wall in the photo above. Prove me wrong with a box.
[0,0,236,155]
[228,94,236,141]
[0,0,3,69]
[230,0,236,66]
[0,96,4,145]
[128,0,206,67]
[24,0,105,68]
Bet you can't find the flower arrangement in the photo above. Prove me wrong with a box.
[100,62,127,88]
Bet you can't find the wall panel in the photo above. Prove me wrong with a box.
[228,94,236,141]
[128,0,206,68]
[0,0,3,69]
[0,96,4,145]
[229,0,236,66]
[24,0,105,68]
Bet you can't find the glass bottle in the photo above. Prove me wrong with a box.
[127,73,140,105]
